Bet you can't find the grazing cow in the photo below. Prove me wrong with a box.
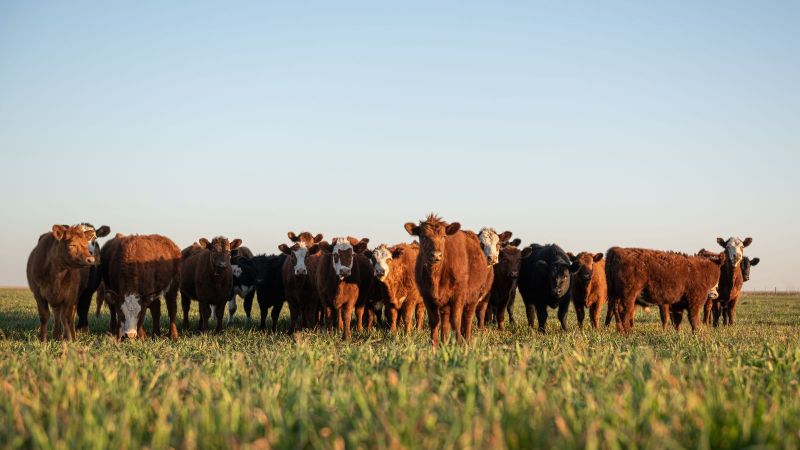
[404,214,493,347]
[180,236,242,333]
[483,233,522,331]
[26,224,104,341]
[710,237,753,326]
[517,244,577,333]
[365,242,424,333]
[101,235,181,340]
[315,237,369,340]
[72,223,111,332]
[279,231,324,332]
[248,254,288,331]
[568,252,606,329]
[226,246,255,324]
[606,247,725,333]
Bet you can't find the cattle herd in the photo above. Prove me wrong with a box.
[25,215,760,347]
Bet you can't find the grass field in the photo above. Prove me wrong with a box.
[1,289,799,450]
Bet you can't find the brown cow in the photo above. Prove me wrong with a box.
[404,214,493,347]
[180,236,242,333]
[606,247,724,333]
[279,231,324,332]
[315,237,369,340]
[365,242,424,333]
[26,224,106,341]
[568,252,606,329]
[487,238,522,330]
[102,234,181,340]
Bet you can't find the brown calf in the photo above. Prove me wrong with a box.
[102,234,181,340]
[180,236,242,333]
[315,237,369,340]
[568,252,606,329]
[365,242,424,333]
[404,214,494,347]
[26,224,105,341]
[606,247,724,333]
[279,231,324,332]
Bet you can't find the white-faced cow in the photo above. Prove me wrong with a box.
[279,231,324,332]
[315,237,370,340]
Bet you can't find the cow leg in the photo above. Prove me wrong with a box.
[214,303,225,333]
[462,303,477,344]
[165,288,179,340]
[270,303,283,332]
[658,305,669,330]
[416,303,426,331]
[525,304,536,328]
[388,306,399,332]
[702,299,712,325]
[149,299,162,337]
[342,304,355,341]
[712,302,722,327]
[109,303,118,336]
[574,304,585,329]
[244,290,255,323]
[355,305,365,332]
[33,293,50,342]
[76,290,93,332]
[535,305,548,333]
[589,304,600,329]
[181,291,191,332]
[226,295,237,326]
[557,301,570,332]
[451,302,466,345]
[200,303,211,332]
[401,303,414,334]
[441,306,452,344]
[426,303,440,348]
[137,316,147,340]
[671,307,683,331]
[336,308,344,334]
[619,294,637,334]
[688,299,703,332]
[728,300,737,325]
[507,295,516,325]
[604,300,614,328]
[497,303,507,331]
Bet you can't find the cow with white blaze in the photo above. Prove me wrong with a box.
[279,231,324,331]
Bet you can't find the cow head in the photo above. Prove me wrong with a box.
[535,256,574,298]
[232,255,257,286]
[497,241,523,279]
[320,237,368,280]
[199,236,241,270]
[404,214,460,266]
[478,228,513,266]
[278,231,323,276]
[741,256,760,282]
[716,236,752,267]
[117,293,145,340]
[51,223,110,268]
[567,252,603,286]
[365,244,404,281]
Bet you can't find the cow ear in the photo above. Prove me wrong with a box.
[717,237,726,248]
[308,244,322,255]
[521,247,533,259]
[317,241,331,253]
[569,261,582,273]
[743,237,752,247]
[230,239,242,250]
[392,248,404,259]
[510,238,521,247]
[199,238,211,249]
[498,231,513,242]
[354,240,368,253]
[404,222,419,236]
[52,224,68,240]
[287,232,298,242]
[535,260,549,272]
[566,252,576,261]
[593,253,604,262]
[750,257,760,266]
[313,233,324,243]
[95,226,111,238]
[278,244,292,255]
[445,222,461,235]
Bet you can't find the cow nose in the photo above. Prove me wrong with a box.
[510,271,518,277]
[85,256,96,265]
[340,269,351,277]
[430,251,443,262]
[295,269,307,275]
[126,331,137,339]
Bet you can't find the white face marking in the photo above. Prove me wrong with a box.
[479,228,501,266]
[88,239,96,255]
[232,264,243,277]
[120,294,142,339]
[708,284,719,300]
[372,245,393,281]
[332,238,354,278]
[724,237,745,267]
[292,243,309,275]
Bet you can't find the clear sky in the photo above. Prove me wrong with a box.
[1,1,798,289]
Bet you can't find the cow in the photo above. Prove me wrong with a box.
[517,244,577,333]
[72,223,111,332]
[404,214,493,347]
[315,237,369,340]
[709,237,753,326]
[471,228,508,328]
[741,256,760,282]
[568,252,606,329]
[364,242,424,333]
[180,236,242,333]
[26,224,104,341]
[226,246,255,324]
[247,253,288,331]
[606,247,725,333]
[101,234,181,340]
[486,238,523,331]
[279,231,324,332]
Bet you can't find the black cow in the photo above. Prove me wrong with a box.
[517,244,578,333]
[226,247,256,324]
[741,256,760,282]
[252,254,288,331]
[488,238,522,330]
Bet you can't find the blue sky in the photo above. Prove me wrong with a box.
[1,1,798,289]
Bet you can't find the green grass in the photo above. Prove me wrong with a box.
[1,289,799,450]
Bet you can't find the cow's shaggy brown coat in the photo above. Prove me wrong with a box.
[365,242,424,333]
[404,214,493,347]
[315,237,369,340]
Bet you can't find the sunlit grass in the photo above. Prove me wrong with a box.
[1,288,799,449]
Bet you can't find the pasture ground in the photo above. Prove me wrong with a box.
[1,288,799,449]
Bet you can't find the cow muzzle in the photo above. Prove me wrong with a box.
[428,251,443,264]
